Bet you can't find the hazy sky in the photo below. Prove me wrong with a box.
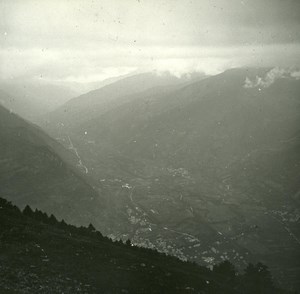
[1,0,300,83]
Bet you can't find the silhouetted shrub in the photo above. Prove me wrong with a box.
[23,205,34,217]
[241,262,274,294]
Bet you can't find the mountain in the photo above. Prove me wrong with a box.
[43,71,206,130]
[0,79,78,121]
[60,70,141,94]
[0,196,287,293]
[0,71,154,123]
[0,102,105,228]
[43,67,300,291]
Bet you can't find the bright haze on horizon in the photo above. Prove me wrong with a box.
[1,0,300,86]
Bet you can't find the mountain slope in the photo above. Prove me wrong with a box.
[0,80,77,121]
[44,71,206,130]
[0,197,286,294]
[0,103,104,227]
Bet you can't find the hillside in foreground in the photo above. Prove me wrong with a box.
[0,196,289,294]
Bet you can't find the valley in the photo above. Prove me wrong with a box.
[2,1,300,292]
[1,68,299,290]
[38,68,300,290]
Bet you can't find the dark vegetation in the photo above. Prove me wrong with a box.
[0,197,293,293]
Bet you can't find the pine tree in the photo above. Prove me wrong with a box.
[212,260,237,293]
[49,214,58,225]
[88,223,96,232]
[23,205,34,217]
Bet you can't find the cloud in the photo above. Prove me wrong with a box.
[1,0,300,84]
[291,71,300,79]
[244,67,300,88]
[1,44,300,82]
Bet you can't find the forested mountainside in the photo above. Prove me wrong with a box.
[0,197,288,294]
